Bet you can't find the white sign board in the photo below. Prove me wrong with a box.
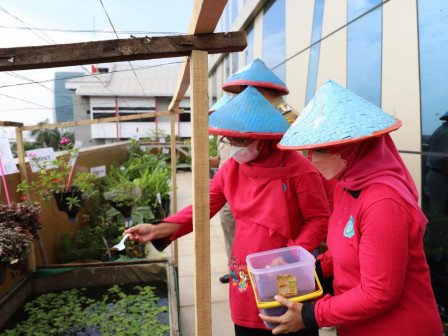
[159,137,166,143]
[90,165,106,178]
[26,148,57,173]
[162,148,170,154]
[0,139,19,175]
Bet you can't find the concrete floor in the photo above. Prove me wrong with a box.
[165,171,336,336]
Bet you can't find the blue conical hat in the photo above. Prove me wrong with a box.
[279,80,402,150]
[209,93,232,113]
[222,58,289,95]
[209,86,290,139]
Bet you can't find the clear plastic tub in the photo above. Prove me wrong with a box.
[246,246,319,329]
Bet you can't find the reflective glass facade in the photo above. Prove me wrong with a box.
[244,23,254,65]
[54,72,83,123]
[232,52,239,74]
[418,0,448,317]
[262,0,286,82]
[305,0,325,104]
[231,0,238,25]
[347,0,382,106]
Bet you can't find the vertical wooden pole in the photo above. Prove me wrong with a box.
[190,50,211,336]
[16,127,38,270]
[15,127,28,184]
[16,127,49,266]
[170,112,179,266]
[115,97,119,140]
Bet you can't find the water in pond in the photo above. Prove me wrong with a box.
[1,281,170,336]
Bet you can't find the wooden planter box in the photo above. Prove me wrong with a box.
[0,259,180,335]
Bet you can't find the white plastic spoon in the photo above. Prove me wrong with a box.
[112,233,130,251]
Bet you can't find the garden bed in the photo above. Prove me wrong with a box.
[0,259,180,335]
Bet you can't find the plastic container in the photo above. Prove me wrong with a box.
[246,246,321,329]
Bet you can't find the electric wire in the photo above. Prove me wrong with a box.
[0,25,182,35]
[98,0,147,97]
[0,5,132,108]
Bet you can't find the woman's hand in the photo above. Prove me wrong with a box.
[123,222,180,243]
[259,296,305,335]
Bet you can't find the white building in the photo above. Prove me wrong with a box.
[66,63,191,146]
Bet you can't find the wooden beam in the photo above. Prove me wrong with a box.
[0,32,247,71]
[169,112,179,266]
[0,121,23,127]
[189,0,229,34]
[18,110,183,131]
[168,0,231,111]
[190,50,211,336]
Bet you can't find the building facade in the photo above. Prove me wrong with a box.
[209,0,448,322]
[66,63,191,146]
[54,72,84,123]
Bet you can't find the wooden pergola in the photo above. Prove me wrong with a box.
[0,1,246,334]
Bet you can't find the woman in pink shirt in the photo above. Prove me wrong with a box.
[124,86,330,336]
[260,80,443,336]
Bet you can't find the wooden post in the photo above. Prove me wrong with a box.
[190,50,211,336]
[170,112,179,266]
[15,127,28,184]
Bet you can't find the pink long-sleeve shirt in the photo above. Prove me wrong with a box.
[166,148,330,329]
[315,183,442,335]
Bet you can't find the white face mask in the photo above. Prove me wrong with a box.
[230,140,261,164]
[311,151,347,180]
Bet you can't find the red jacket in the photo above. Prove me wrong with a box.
[166,148,330,329]
[315,183,442,335]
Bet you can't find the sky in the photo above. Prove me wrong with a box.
[0,0,194,137]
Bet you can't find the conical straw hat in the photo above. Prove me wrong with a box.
[222,58,289,95]
[209,93,232,113]
[209,86,290,139]
[278,80,401,150]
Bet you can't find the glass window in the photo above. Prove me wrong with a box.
[418,0,448,322]
[262,0,286,82]
[224,54,230,81]
[305,0,325,104]
[244,23,254,65]
[231,0,238,25]
[346,0,382,106]
[232,52,239,74]
[224,4,229,32]
[211,70,217,105]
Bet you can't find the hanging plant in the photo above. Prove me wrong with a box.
[17,138,98,221]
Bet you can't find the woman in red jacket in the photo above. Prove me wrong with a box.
[124,86,330,336]
[260,80,443,336]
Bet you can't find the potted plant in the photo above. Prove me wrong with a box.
[0,202,41,239]
[0,221,33,284]
[103,165,142,222]
[17,138,98,221]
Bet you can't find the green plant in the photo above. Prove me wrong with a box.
[209,135,218,157]
[17,137,98,206]
[0,222,33,269]
[3,285,170,335]
[0,202,41,239]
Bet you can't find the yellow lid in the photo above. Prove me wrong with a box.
[247,267,323,309]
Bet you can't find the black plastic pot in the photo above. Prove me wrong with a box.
[53,187,84,222]
[153,196,171,220]
[108,201,134,221]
